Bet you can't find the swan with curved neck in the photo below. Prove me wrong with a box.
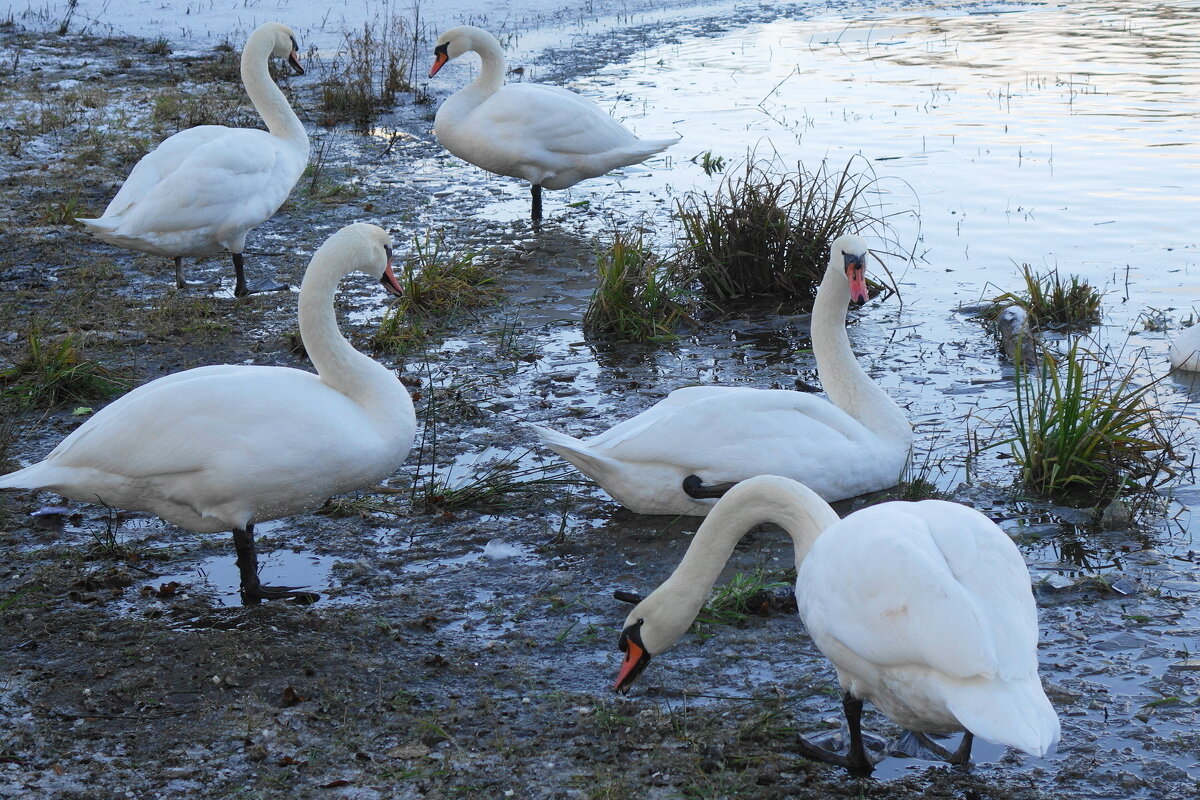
[614,475,1061,776]
[77,21,310,296]
[428,25,678,227]
[533,234,912,515]
[0,223,415,603]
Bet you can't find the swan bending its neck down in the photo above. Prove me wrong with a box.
[0,224,415,604]
[614,475,1060,776]
[533,234,912,515]
[428,25,678,228]
[77,21,310,297]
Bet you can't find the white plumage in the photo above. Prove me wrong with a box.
[0,223,415,602]
[532,234,912,515]
[614,475,1060,774]
[1169,322,1200,372]
[77,22,310,296]
[428,25,677,224]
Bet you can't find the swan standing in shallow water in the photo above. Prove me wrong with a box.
[533,234,911,515]
[0,224,415,603]
[614,475,1061,776]
[427,25,678,227]
[77,22,310,296]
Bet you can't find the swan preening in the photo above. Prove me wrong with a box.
[0,223,415,603]
[77,22,310,297]
[428,25,678,227]
[533,234,912,515]
[613,475,1060,775]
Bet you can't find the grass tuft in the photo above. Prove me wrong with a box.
[413,457,580,514]
[0,323,128,410]
[1005,342,1177,503]
[989,264,1103,328]
[315,15,416,129]
[675,156,880,305]
[692,569,792,636]
[583,231,692,342]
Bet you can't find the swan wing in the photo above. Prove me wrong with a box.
[800,501,1030,681]
[101,126,233,216]
[471,83,640,157]
[103,129,300,240]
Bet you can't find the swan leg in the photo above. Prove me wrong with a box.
[232,252,288,297]
[910,730,974,766]
[531,184,542,230]
[682,474,739,500]
[173,256,219,289]
[795,692,877,778]
[231,524,320,605]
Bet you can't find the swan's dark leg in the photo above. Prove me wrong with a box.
[231,524,319,605]
[795,692,877,777]
[911,730,974,766]
[531,184,543,231]
[232,252,288,297]
[682,474,740,500]
[173,256,219,289]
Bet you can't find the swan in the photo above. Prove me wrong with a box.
[1169,322,1200,372]
[532,234,912,515]
[427,25,678,227]
[613,474,1061,776]
[0,223,415,603]
[77,22,310,297]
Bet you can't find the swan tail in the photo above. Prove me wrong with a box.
[0,462,67,491]
[946,677,1060,757]
[530,424,620,485]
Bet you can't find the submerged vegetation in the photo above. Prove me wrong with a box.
[989,264,1104,328]
[583,230,691,342]
[675,156,881,305]
[1005,343,1176,503]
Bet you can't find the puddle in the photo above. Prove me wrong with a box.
[140,547,345,608]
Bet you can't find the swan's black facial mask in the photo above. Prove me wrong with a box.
[429,43,450,78]
[288,37,304,75]
[614,619,651,693]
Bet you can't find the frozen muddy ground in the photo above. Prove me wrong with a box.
[1,0,1199,798]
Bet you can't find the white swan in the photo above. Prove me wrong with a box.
[0,223,415,603]
[1169,322,1200,372]
[427,25,678,226]
[532,234,912,515]
[77,22,310,297]
[613,474,1061,776]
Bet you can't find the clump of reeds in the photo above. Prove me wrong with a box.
[582,231,691,342]
[413,457,580,514]
[0,323,127,410]
[1006,343,1176,503]
[316,14,416,129]
[372,232,500,355]
[675,156,877,305]
[989,264,1103,328]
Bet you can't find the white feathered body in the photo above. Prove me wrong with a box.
[434,81,675,190]
[1169,324,1200,372]
[0,362,413,533]
[533,384,905,516]
[79,125,308,258]
[797,499,1060,757]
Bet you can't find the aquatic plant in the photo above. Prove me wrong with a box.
[315,13,417,129]
[583,230,692,342]
[0,323,127,410]
[372,232,500,355]
[676,156,880,305]
[1006,342,1176,503]
[989,264,1103,328]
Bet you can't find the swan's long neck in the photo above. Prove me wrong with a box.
[241,31,308,148]
[634,479,840,653]
[811,265,910,444]
[463,32,506,98]
[298,259,395,411]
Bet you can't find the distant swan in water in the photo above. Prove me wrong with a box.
[0,224,415,603]
[77,21,310,296]
[532,234,911,515]
[614,474,1061,776]
[428,25,678,227]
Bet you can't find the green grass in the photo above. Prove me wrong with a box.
[372,232,500,355]
[0,323,128,410]
[692,569,791,636]
[1005,342,1176,502]
[582,230,692,342]
[989,264,1103,328]
[675,156,880,305]
[412,457,580,514]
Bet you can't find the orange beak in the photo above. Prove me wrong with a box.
[613,623,652,693]
[845,255,869,305]
[380,255,402,297]
[429,51,448,78]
